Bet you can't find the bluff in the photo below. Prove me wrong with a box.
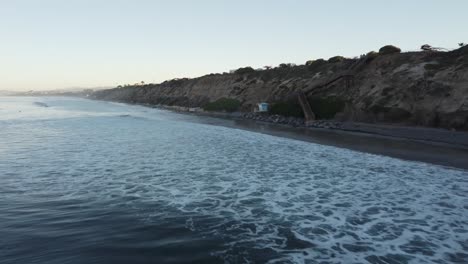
[92,46,468,130]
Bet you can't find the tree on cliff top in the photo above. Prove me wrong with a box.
[279,63,295,68]
[379,45,401,55]
[234,67,255,74]
[306,59,327,69]
[328,56,345,63]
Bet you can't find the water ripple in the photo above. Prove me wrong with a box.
[0,97,467,263]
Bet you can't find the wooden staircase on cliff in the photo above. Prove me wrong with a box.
[297,90,315,126]
[298,57,367,124]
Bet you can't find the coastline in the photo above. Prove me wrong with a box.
[123,101,468,170]
[153,104,468,148]
[15,95,466,170]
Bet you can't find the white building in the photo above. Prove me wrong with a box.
[256,102,269,112]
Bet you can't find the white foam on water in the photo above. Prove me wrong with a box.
[1,96,467,263]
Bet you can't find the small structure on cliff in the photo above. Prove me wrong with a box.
[256,103,269,112]
[421,44,448,52]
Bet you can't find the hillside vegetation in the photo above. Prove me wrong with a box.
[92,45,468,130]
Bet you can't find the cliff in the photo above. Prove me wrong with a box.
[92,46,468,130]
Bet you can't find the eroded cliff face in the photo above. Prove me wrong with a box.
[92,46,468,130]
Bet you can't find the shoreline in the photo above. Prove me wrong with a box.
[155,104,468,149]
[129,102,468,170]
[25,95,468,170]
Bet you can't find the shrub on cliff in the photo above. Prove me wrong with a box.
[328,56,345,63]
[279,63,295,68]
[234,67,255,75]
[378,45,401,55]
[203,98,241,112]
[270,101,304,118]
[366,51,378,58]
[270,97,346,119]
[364,51,379,62]
[308,96,346,119]
[306,59,327,69]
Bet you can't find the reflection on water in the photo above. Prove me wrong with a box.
[1,97,467,263]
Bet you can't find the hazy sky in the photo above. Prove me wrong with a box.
[1,0,467,91]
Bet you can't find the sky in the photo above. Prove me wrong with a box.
[0,0,467,91]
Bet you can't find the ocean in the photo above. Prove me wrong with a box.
[0,96,467,263]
